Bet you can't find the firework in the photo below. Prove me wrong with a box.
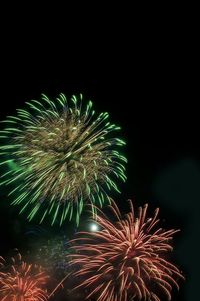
[33,235,70,277]
[0,94,127,225]
[67,201,184,301]
[0,253,48,301]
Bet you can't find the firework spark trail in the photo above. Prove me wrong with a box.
[0,94,127,225]
[66,201,184,301]
[0,253,48,301]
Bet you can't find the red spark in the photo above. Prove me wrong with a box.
[0,253,48,301]
[67,201,184,301]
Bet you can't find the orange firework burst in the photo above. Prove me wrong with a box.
[67,201,184,301]
[0,253,48,301]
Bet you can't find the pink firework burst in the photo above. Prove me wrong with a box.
[67,201,184,301]
[0,253,48,301]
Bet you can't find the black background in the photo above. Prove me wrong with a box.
[0,6,199,300]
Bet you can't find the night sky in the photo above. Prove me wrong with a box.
[0,10,198,301]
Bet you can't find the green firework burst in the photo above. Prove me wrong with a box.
[0,94,127,225]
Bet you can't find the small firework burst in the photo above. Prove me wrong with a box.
[0,94,127,225]
[34,235,70,277]
[67,201,184,301]
[0,253,48,301]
